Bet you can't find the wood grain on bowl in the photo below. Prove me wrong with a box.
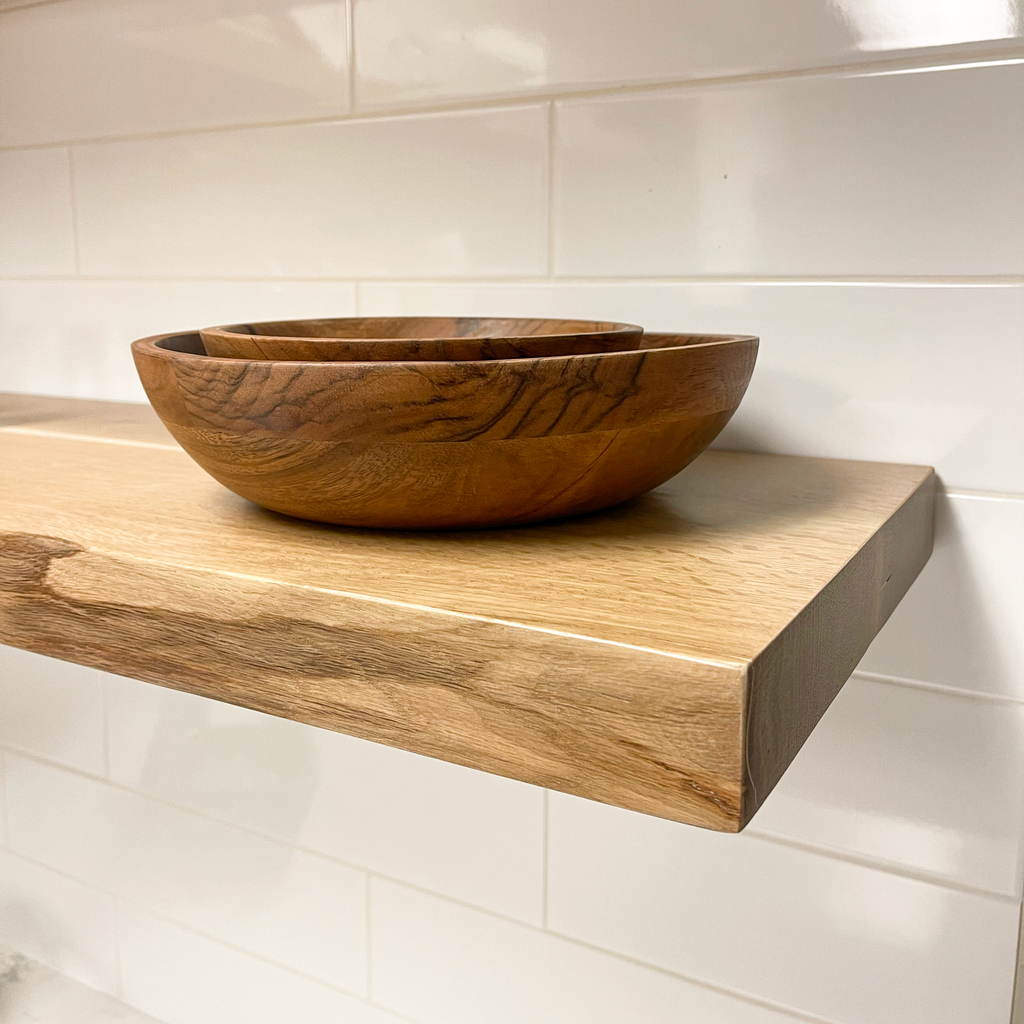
[132,332,758,529]
[200,316,642,361]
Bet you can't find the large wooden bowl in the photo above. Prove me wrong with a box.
[200,316,642,361]
[132,331,758,529]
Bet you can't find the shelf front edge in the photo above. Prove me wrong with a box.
[0,530,748,832]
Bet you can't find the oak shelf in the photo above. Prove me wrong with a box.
[0,393,934,832]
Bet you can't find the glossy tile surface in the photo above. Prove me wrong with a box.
[0,0,348,146]
[118,907,401,1024]
[554,62,1024,276]
[354,0,1024,107]
[0,149,76,277]
[370,879,797,1024]
[106,677,545,923]
[748,676,1024,896]
[0,279,356,402]
[71,107,548,278]
[547,793,1019,1024]
[359,281,1024,493]
[859,494,1024,700]
[0,951,162,1024]
[0,647,106,777]
[0,851,119,996]
[3,754,368,993]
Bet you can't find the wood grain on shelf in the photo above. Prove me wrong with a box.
[0,394,935,831]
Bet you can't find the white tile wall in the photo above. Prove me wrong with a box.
[117,907,402,1024]
[546,794,1020,1024]
[554,62,1024,277]
[0,279,356,401]
[354,0,1024,107]
[860,494,1024,699]
[4,753,369,993]
[370,878,797,1024]
[70,107,548,278]
[0,850,120,996]
[0,647,106,777]
[0,0,349,146]
[2,0,1022,1020]
[0,148,77,276]
[747,674,1024,897]
[106,675,545,923]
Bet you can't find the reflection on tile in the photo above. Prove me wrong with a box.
[547,793,1020,1024]
[0,647,106,777]
[359,281,1024,493]
[370,879,797,1024]
[354,0,1024,107]
[0,150,76,277]
[748,676,1024,896]
[118,907,400,1024]
[0,851,119,996]
[0,951,161,1024]
[860,494,1024,700]
[106,677,545,923]
[3,755,368,994]
[554,63,1024,276]
[0,0,348,146]
[71,107,548,278]
[0,279,356,402]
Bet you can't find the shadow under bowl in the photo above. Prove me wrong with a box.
[131,331,758,529]
[200,316,643,361]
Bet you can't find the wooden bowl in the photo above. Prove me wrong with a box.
[132,331,758,529]
[200,316,642,361]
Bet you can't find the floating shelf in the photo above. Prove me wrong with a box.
[0,393,934,832]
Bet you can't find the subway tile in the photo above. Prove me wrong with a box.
[359,281,1024,493]
[72,107,548,278]
[0,0,348,146]
[748,676,1024,897]
[553,62,1024,276]
[859,494,1024,700]
[118,906,400,1024]
[547,793,1019,1024]
[3,754,368,994]
[106,676,546,923]
[0,149,76,276]
[354,0,1023,107]
[0,646,106,777]
[0,849,120,996]
[370,878,797,1024]
[0,279,356,402]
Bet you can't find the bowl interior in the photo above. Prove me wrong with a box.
[207,316,639,341]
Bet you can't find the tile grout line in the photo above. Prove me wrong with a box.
[1,50,1021,152]
[345,0,356,115]
[851,669,1024,706]
[64,147,82,276]
[2,273,1022,285]
[0,842,838,1024]
[545,101,556,278]
[365,871,373,1001]
[541,789,550,928]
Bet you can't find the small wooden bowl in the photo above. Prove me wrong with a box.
[200,316,642,361]
[132,331,758,529]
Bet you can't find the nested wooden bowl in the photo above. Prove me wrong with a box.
[132,331,758,529]
[200,316,642,362]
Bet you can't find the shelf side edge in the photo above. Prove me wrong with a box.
[739,467,936,828]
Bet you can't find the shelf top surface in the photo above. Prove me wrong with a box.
[0,392,932,668]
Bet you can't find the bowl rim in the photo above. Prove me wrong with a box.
[134,330,759,368]
[199,315,644,345]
